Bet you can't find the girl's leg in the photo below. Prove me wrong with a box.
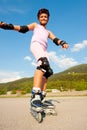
[31,69,44,110]
[41,76,48,100]
[41,76,48,91]
[33,69,44,89]
[30,42,49,108]
[30,42,49,92]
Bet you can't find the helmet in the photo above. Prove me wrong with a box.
[37,8,50,18]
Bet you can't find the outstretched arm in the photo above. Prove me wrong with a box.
[0,22,36,33]
[49,31,69,49]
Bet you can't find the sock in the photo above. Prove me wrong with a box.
[31,87,41,101]
[42,91,46,96]
[32,87,41,93]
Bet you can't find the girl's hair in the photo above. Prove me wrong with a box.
[37,8,50,18]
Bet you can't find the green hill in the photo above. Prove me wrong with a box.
[59,64,87,74]
[49,64,87,81]
[48,64,87,91]
[0,64,87,94]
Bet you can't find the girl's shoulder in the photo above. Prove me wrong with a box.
[27,22,38,30]
[31,23,41,29]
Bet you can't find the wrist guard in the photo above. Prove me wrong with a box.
[53,37,68,47]
[1,23,14,30]
[60,40,68,46]
[53,38,60,46]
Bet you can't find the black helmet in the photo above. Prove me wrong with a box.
[37,8,50,18]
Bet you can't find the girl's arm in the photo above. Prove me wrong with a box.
[49,31,69,49]
[48,31,61,44]
[14,22,37,32]
[0,22,20,31]
[0,22,37,33]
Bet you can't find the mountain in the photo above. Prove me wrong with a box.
[59,64,87,74]
[0,64,87,94]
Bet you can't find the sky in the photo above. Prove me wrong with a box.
[0,0,87,83]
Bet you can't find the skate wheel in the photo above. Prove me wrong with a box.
[53,111,57,116]
[36,112,43,123]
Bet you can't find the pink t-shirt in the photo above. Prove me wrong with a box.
[31,24,50,48]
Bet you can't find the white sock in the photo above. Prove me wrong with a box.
[32,87,41,101]
[42,91,46,96]
[32,87,41,93]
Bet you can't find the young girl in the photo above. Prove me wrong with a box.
[0,8,69,111]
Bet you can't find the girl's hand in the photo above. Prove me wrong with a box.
[0,22,6,28]
[62,43,69,49]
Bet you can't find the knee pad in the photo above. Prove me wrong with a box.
[43,67,53,78]
[37,57,49,72]
[37,57,53,78]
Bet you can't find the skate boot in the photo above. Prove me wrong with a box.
[30,90,43,112]
[43,100,54,109]
[41,91,54,109]
[30,90,44,123]
[43,100,57,115]
[41,92,57,115]
[41,91,46,101]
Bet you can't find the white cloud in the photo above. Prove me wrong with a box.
[0,6,24,14]
[0,71,21,83]
[24,52,78,71]
[49,51,78,69]
[24,56,31,61]
[71,40,87,52]
[24,56,37,67]
[31,60,37,67]
[82,57,87,63]
[8,8,24,14]
[0,8,7,13]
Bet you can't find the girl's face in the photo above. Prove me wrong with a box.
[38,13,49,26]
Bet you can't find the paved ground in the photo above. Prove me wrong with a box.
[0,96,87,130]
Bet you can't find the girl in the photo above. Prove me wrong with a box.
[0,8,69,111]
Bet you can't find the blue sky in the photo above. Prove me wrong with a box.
[0,0,87,83]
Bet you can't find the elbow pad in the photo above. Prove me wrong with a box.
[19,25,29,33]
